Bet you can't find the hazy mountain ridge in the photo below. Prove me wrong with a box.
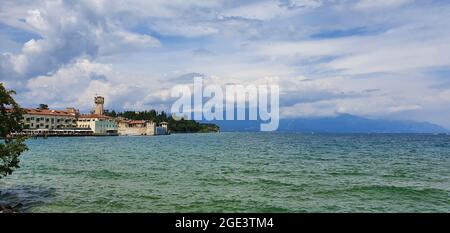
[207,114,449,133]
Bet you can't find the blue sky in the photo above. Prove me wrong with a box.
[1,0,450,127]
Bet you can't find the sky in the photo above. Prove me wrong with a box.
[1,0,450,127]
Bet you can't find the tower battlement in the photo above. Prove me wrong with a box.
[94,96,105,115]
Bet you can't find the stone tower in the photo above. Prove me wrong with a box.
[94,96,104,115]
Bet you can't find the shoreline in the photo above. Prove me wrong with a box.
[0,203,20,213]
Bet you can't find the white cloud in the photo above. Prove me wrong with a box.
[327,40,450,75]
[24,58,149,111]
[25,59,113,106]
[1,0,450,128]
[354,0,413,10]
[221,0,324,21]
[222,1,289,21]
[0,0,160,85]
[149,21,219,37]
[252,5,450,75]
[284,0,323,9]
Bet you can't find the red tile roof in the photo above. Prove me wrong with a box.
[78,114,111,119]
[129,120,147,124]
[118,119,149,124]
[23,108,76,117]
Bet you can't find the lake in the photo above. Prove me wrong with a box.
[1,132,449,212]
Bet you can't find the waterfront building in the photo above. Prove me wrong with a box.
[117,119,168,136]
[77,114,118,135]
[117,120,156,136]
[21,108,78,130]
[76,96,118,135]
[157,121,169,135]
[155,126,167,135]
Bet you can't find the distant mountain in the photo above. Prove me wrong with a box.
[205,114,449,133]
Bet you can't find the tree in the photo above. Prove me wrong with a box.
[38,104,49,110]
[0,83,28,179]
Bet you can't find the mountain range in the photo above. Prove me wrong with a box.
[205,114,449,133]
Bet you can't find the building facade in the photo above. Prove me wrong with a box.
[22,108,78,130]
[75,96,119,135]
[77,114,118,135]
[156,122,169,135]
[117,120,168,136]
[117,120,156,136]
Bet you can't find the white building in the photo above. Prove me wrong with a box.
[156,122,169,135]
[77,114,118,135]
[76,96,118,135]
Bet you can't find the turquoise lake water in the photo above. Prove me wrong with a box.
[0,132,449,212]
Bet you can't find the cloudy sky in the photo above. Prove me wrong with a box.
[1,0,450,127]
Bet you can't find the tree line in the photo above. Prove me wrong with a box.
[104,110,219,133]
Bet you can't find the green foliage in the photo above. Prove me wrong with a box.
[0,83,28,179]
[0,137,27,178]
[38,104,49,110]
[167,118,201,133]
[105,109,219,133]
[198,123,220,133]
[0,84,23,137]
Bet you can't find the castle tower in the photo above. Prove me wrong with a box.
[94,96,105,115]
